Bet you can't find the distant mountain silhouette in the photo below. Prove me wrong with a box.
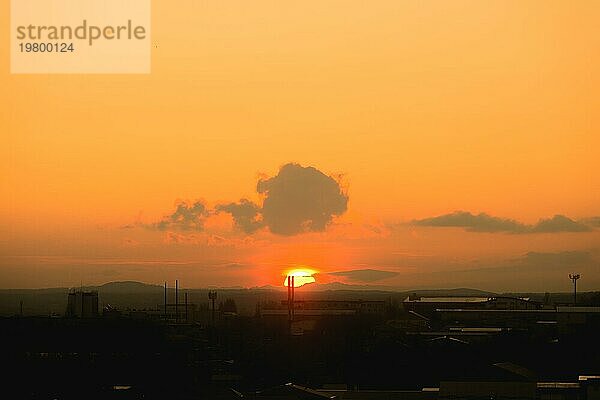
[405,287,497,297]
[250,284,284,291]
[250,282,386,291]
[95,281,163,293]
[0,280,499,296]
[308,283,497,296]
[2,280,596,317]
[251,281,497,295]
[305,281,392,291]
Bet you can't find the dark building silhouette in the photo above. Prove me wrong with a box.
[65,290,99,318]
[403,296,541,316]
[1,285,599,399]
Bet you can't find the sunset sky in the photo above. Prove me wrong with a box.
[1,1,599,291]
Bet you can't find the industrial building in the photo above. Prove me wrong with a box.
[403,295,541,316]
[260,299,387,319]
[65,290,99,318]
[436,306,600,332]
[227,375,600,400]
[259,299,388,336]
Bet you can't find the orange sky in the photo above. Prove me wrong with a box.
[1,1,600,291]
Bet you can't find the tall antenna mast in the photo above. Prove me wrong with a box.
[569,273,580,305]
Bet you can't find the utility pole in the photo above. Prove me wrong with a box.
[164,281,167,320]
[185,292,188,322]
[569,273,580,305]
[208,290,217,325]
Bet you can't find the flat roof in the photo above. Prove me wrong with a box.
[537,383,580,389]
[291,299,386,303]
[261,309,357,316]
[437,307,600,313]
[556,306,600,313]
[405,297,490,303]
[579,376,600,381]
[405,296,534,303]
[406,331,501,336]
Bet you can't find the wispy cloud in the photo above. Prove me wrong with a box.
[516,250,593,269]
[328,268,398,282]
[153,201,208,232]
[412,211,593,234]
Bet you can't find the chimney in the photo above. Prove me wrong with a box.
[175,280,179,323]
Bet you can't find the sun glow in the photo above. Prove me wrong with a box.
[283,268,316,288]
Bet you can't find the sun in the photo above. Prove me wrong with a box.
[283,268,317,288]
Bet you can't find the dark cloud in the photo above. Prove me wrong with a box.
[329,269,398,282]
[413,211,592,234]
[257,163,348,235]
[154,201,208,231]
[153,163,348,236]
[580,216,600,228]
[530,215,592,233]
[216,199,263,234]
[413,211,524,233]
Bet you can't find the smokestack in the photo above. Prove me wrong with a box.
[287,276,296,324]
[287,276,291,322]
[175,280,179,323]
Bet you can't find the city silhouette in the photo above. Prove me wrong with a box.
[3,1,600,399]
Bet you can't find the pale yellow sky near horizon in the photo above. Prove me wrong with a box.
[1,1,600,290]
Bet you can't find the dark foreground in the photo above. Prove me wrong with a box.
[1,303,600,400]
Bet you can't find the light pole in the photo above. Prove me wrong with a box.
[569,273,580,305]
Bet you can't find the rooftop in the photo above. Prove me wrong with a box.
[404,297,490,303]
